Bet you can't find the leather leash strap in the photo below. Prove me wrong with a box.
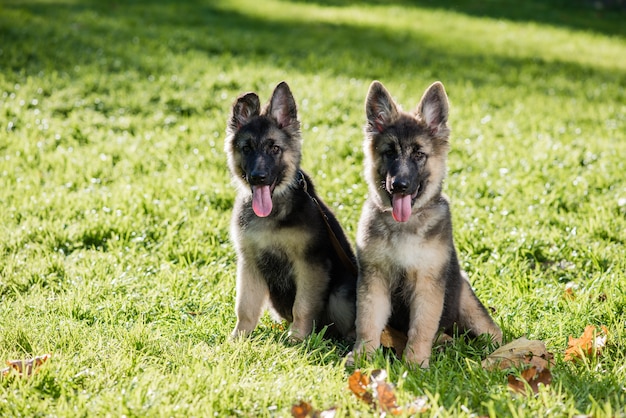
[298,171,358,277]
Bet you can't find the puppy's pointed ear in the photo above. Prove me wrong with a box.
[230,92,260,131]
[366,81,398,133]
[267,81,298,129]
[417,82,449,136]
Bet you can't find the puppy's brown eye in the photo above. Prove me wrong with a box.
[416,151,426,160]
[271,145,280,154]
[383,149,395,159]
[242,145,252,154]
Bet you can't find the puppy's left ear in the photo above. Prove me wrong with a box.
[230,92,260,131]
[417,82,449,136]
[267,81,299,129]
[366,80,398,133]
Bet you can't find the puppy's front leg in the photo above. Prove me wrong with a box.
[231,260,268,339]
[351,272,391,361]
[404,270,445,368]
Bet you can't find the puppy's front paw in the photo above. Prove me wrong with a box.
[344,351,356,367]
[287,327,306,344]
[404,352,430,369]
[230,328,250,341]
[345,344,372,367]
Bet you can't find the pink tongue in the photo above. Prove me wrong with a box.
[252,185,273,217]
[391,193,412,222]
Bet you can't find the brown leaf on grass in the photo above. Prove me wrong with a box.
[348,369,373,405]
[348,369,429,415]
[1,354,51,378]
[564,325,608,362]
[482,337,553,371]
[507,366,552,394]
[373,381,400,414]
[564,281,577,300]
[291,400,315,418]
[291,400,337,418]
[271,322,287,332]
[483,338,554,395]
[380,326,408,358]
[371,370,400,415]
[380,327,453,358]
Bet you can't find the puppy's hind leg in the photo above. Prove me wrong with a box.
[327,283,357,339]
[289,265,328,341]
[457,272,502,345]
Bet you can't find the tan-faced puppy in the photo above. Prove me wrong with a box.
[350,81,502,367]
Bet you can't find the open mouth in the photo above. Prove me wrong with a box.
[247,174,278,218]
[251,182,277,217]
[389,185,420,223]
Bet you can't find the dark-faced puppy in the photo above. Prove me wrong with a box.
[225,81,357,341]
[350,81,502,367]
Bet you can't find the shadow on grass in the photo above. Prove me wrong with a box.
[1,0,623,93]
[293,0,626,37]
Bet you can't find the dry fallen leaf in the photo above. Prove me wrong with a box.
[380,326,408,358]
[290,400,336,418]
[482,338,554,395]
[507,366,552,394]
[380,327,453,357]
[374,382,399,414]
[348,369,373,406]
[370,369,403,414]
[482,337,553,371]
[271,322,287,332]
[564,281,577,300]
[1,354,51,378]
[291,400,315,418]
[564,325,608,362]
[348,369,429,415]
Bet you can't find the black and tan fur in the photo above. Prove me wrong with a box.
[350,81,502,367]
[225,82,357,341]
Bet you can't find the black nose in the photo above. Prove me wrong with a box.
[391,178,409,193]
[249,171,267,185]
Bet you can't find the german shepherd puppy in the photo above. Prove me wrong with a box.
[225,81,357,341]
[350,81,502,367]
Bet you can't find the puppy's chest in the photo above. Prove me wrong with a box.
[241,222,314,259]
[241,223,319,288]
[385,232,447,271]
[357,212,450,273]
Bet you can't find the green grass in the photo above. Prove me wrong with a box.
[1,0,625,416]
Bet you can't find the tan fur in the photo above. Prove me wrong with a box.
[349,81,502,368]
[226,82,358,341]
[458,273,503,341]
[232,216,328,338]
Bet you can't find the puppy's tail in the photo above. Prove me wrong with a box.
[327,283,356,340]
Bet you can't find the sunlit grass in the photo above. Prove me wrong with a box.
[1,0,625,416]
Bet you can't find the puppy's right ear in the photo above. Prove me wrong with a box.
[366,81,398,133]
[229,92,260,131]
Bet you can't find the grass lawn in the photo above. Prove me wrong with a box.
[1,0,625,416]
